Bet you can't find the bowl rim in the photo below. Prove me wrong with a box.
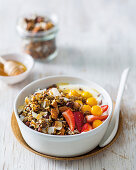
[14,75,113,138]
[0,52,34,79]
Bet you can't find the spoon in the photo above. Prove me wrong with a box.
[99,67,130,147]
[0,56,25,76]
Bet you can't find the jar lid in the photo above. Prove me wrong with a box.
[16,13,59,38]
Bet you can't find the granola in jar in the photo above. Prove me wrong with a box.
[17,14,58,61]
[18,84,109,135]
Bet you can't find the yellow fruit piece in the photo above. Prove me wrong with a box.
[91,105,102,116]
[68,90,80,97]
[92,120,103,129]
[75,100,83,106]
[81,91,92,98]
[86,97,97,106]
[81,105,91,114]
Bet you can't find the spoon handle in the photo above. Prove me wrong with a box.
[113,67,130,121]
[99,67,130,147]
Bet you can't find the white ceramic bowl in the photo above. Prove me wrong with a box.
[0,53,34,84]
[14,76,112,157]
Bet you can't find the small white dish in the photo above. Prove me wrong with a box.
[14,76,112,157]
[0,53,34,84]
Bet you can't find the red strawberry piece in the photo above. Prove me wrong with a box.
[81,123,92,132]
[101,105,108,113]
[62,109,75,131]
[86,115,108,123]
[74,112,84,132]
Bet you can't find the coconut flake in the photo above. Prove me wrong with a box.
[32,111,38,119]
[48,127,55,134]
[63,97,70,102]
[49,88,61,97]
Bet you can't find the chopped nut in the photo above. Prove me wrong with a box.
[32,26,43,33]
[51,99,57,107]
[54,121,62,130]
[59,106,70,112]
[46,22,54,30]
[59,127,65,135]
[26,22,34,31]
[51,108,58,119]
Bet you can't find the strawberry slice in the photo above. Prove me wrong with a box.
[62,109,75,131]
[101,105,108,113]
[74,112,84,132]
[86,115,108,123]
[81,123,92,132]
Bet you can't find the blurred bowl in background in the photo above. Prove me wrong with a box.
[0,53,34,84]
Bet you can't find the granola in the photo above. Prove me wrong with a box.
[17,14,58,60]
[18,84,109,135]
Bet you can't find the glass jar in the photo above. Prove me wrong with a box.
[17,14,58,61]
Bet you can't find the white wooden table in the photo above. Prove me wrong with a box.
[0,0,136,169]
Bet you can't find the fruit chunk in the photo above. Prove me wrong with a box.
[81,105,91,114]
[74,112,84,132]
[81,123,92,132]
[101,105,108,113]
[62,109,75,131]
[81,91,92,98]
[68,90,80,97]
[86,97,97,106]
[86,115,108,123]
[91,105,102,116]
[92,120,103,129]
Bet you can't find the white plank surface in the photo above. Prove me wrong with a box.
[0,0,136,169]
